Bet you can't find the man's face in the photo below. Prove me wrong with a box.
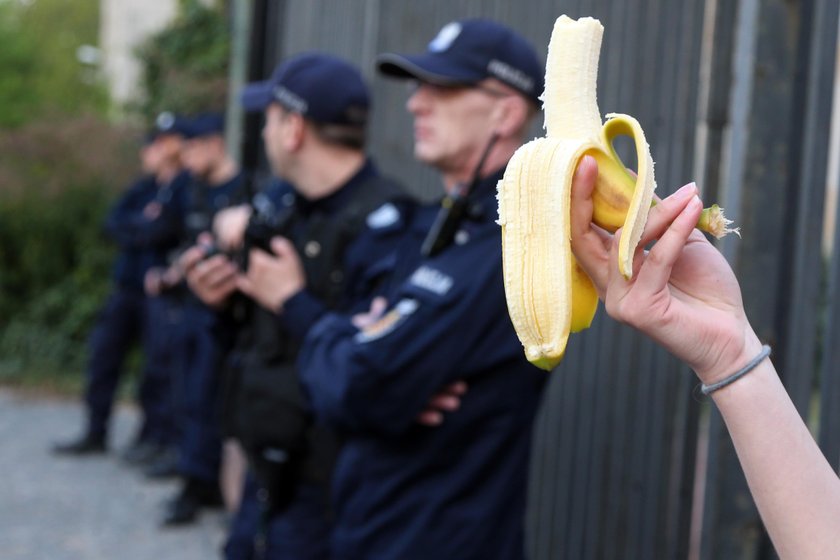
[140,142,161,174]
[156,134,183,166]
[142,135,183,175]
[405,80,504,175]
[181,135,221,178]
[262,104,294,178]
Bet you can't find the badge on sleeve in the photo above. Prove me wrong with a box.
[366,203,400,229]
[355,299,419,343]
[409,266,453,296]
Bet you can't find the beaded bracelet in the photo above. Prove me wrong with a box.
[700,344,772,396]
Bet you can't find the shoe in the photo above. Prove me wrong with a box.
[52,432,106,456]
[161,487,201,526]
[161,478,223,527]
[144,447,180,480]
[121,440,160,465]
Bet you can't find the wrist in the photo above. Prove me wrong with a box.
[694,323,764,387]
[700,344,771,395]
[272,286,303,314]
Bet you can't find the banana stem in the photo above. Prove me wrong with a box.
[697,204,740,238]
[648,200,739,239]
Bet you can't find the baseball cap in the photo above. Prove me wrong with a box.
[240,52,369,126]
[376,19,543,106]
[183,112,225,139]
[145,111,191,143]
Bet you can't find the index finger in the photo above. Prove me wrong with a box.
[181,245,208,274]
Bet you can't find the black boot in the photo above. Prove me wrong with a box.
[121,440,164,466]
[143,446,180,479]
[160,477,223,527]
[52,431,106,456]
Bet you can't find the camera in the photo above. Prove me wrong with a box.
[243,203,295,254]
[236,199,296,270]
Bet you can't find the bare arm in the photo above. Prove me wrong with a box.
[570,156,840,559]
[713,359,840,559]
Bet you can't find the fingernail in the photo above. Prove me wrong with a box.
[673,182,697,201]
[687,195,702,211]
[575,155,595,176]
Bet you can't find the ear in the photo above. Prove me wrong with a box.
[283,112,307,152]
[492,95,530,138]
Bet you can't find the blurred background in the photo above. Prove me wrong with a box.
[1,0,840,559]
[0,0,230,391]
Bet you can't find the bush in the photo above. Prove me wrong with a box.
[0,0,232,391]
[0,114,140,384]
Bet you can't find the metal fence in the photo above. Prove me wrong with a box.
[231,0,840,557]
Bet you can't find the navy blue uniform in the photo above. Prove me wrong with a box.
[224,161,414,560]
[84,172,187,441]
[295,169,546,560]
[175,172,246,483]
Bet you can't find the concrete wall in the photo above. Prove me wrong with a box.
[99,0,178,108]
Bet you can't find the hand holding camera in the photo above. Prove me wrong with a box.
[183,232,240,308]
[237,237,306,313]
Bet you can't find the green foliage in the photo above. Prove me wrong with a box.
[135,0,230,121]
[0,114,140,383]
[0,185,113,379]
[0,4,39,127]
[0,0,232,389]
[0,0,107,127]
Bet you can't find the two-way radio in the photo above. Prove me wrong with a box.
[420,133,499,257]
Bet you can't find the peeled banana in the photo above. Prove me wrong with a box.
[498,15,735,371]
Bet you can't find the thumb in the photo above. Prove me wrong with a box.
[370,296,388,317]
[270,236,295,258]
[197,231,214,247]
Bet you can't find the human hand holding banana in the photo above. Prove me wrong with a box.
[569,156,762,386]
[574,146,840,560]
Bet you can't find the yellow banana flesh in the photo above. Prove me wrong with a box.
[499,138,599,370]
[498,15,734,371]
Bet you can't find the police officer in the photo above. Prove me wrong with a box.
[126,114,193,466]
[244,20,547,559]
[53,113,189,457]
[157,112,247,526]
[181,53,415,558]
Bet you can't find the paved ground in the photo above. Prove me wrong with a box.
[0,388,226,560]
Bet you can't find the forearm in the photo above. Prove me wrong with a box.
[107,220,169,248]
[299,312,460,436]
[712,360,840,559]
[275,290,326,340]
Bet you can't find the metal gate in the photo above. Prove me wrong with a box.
[230,0,840,557]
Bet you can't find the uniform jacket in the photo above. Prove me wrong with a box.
[293,168,547,560]
[104,172,189,290]
[226,160,415,490]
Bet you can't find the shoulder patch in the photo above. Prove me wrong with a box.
[366,202,400,229]
[409,265,454,296]
[355,299,419,343]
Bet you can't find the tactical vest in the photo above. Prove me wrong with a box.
[229,174,405,496]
